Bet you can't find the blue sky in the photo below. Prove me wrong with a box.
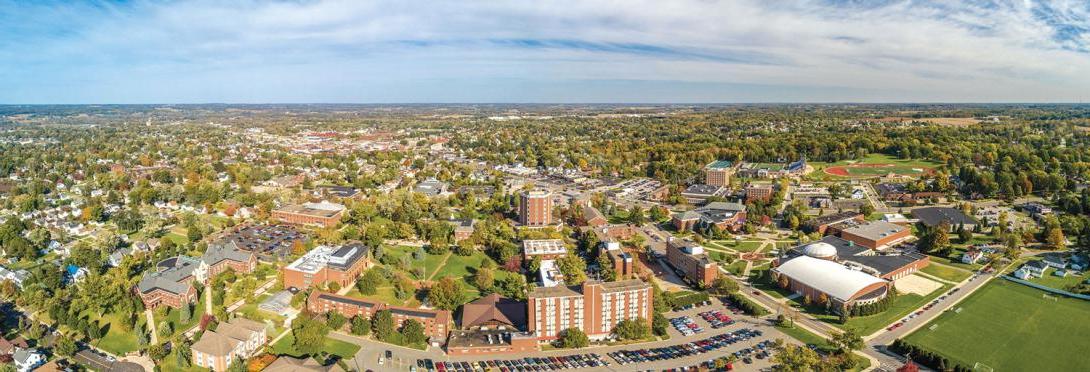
[1,0,1088,103]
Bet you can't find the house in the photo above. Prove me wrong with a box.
[0,266,30,288]
[413,178,448,197]
[1042,253,1067,270]
[65,265,89,283]
[961,249,984,265]
[1014,260,1048,279]
[191,318,268,372]
[13,348,46,372]
[1053,269,1068,278]
[582,204,608,227]
[107,248,132,267]
[449,219,476,242]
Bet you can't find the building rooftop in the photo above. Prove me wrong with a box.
[523,239,567,256]
[912,207,977,227]
[706,160,734,170]
[460,293,527,330]
[285,243,367,274]
[681,184,726,197]
[596,278,651,293]
[774,255,886,301]
[277,201,345,218]
[840,220,908,241]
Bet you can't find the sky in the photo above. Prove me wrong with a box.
[1,0,1089,104]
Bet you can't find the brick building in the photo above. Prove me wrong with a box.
[801,211,864,234]
[527,279,653,341]
[283,243,369,290]
[191,318,267,372]
[272,201,345,228]
[704,160,735,187]
[522,239,568,261]
[745,184,774,203]
[832,220,912,250]
[307,291,450,344]
[665,238,718,287]
[519,190,553,227]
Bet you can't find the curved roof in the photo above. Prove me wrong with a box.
[775,256,885,301]
[802,242,838,258]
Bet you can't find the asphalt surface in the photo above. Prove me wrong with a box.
[338,298,793,372]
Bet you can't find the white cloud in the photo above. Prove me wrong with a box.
[1,0,1088,102]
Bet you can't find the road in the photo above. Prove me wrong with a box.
[338,298,791,372]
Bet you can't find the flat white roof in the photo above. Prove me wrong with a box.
[774,256,885,301]
[539,259,563,287]
[523,239,567,256]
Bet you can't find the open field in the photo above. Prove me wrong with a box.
[904,280,1090,371]
[919,263,972,283]
[1029,267,1087,292]
[812,154,939,180]
[272,332,361,359]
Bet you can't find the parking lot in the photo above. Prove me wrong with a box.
[364,297,790,372]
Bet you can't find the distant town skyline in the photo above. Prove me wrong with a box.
[1,0,1089,104]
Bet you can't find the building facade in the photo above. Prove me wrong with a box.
[282,243,369,290]
[307,291,451,343]
[519,190,553,226]
[704,160,735,187]
[191,318,267,372]
[665,238,718,287]
[527,279,653,341]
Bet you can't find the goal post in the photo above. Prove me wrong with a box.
[1043,293,1059,302]
[974,362,994,372]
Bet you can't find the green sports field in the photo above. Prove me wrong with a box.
[810,154,939,179]
[904,280,1090,371]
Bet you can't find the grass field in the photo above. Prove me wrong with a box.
[904,280,1090,371]
[1029,267,1087,292]
[811,154,939,180]
[919,263,972,283]
[715,240,764,252]
[272,333,361,359]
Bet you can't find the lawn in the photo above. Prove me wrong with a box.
[724,260,747,276]
[715,240,764,252]
[271,332,361,359]
[904,280,1090,371]
[1029,267,1087,292]
[919,263,971,283]
[164,232,189,246]
[91,312,142,355]
[345,286,421,308]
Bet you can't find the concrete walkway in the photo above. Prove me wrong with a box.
[144,309,158,345]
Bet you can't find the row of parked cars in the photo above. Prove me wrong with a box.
[698,310,735,329]
[886,288,960,331]
[420,353,611,372]
[608,328,764,365]
[670,316,705,336]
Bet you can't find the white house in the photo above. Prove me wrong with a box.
[1014,260,1048,279]
[961,249,985,265]
[13,348,45,372]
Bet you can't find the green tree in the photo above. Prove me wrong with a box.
[473,267,495,291]
[54,336,78,357]
[427,276,466,311]
[350,315,370,336]
[709,276,739,295]
[175,338,192,368]
[829,329,864,355]
[291,314,330,356]
[556,328,589,348]
[652,312,668,336]
[326,311,347,331]
[357,269,385,295]
[402,319,428,345]
[612,318,651,341]
[372,309,395,341]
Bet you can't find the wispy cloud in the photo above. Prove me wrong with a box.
[0,0,1088,103]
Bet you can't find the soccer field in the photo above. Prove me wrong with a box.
[904,280,1090,371]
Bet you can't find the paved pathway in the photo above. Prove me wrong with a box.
[144,309,158,345]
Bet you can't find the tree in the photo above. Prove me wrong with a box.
[176,338,192,368]
[350,315,370,336]
[829,329,864,355]
[227,357,247,372]
[627,205,646,225]
[372,309,395,341]
[772,341,822,371]
[613,318,651,341]
[473,267,495,291]
[427,276,466,311]
[179,302,192,323]
[54,336,78,357]
[357,269,385,295]
[652,312,668,336]
[556,253,587,285]
[326,311,347,330]
[556,328,589,348]
[709,276,739,295]
[402,319,428,345]
[291,314,330,356]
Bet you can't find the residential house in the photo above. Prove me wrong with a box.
[961,249,984,265]
[1013,260,1047,279]
[13,348,45,372]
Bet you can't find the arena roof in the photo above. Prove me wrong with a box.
[774,256,885,301]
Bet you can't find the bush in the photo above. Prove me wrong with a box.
[724,292,769,316]
[555,328,589,348]
[889,339,973,372]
